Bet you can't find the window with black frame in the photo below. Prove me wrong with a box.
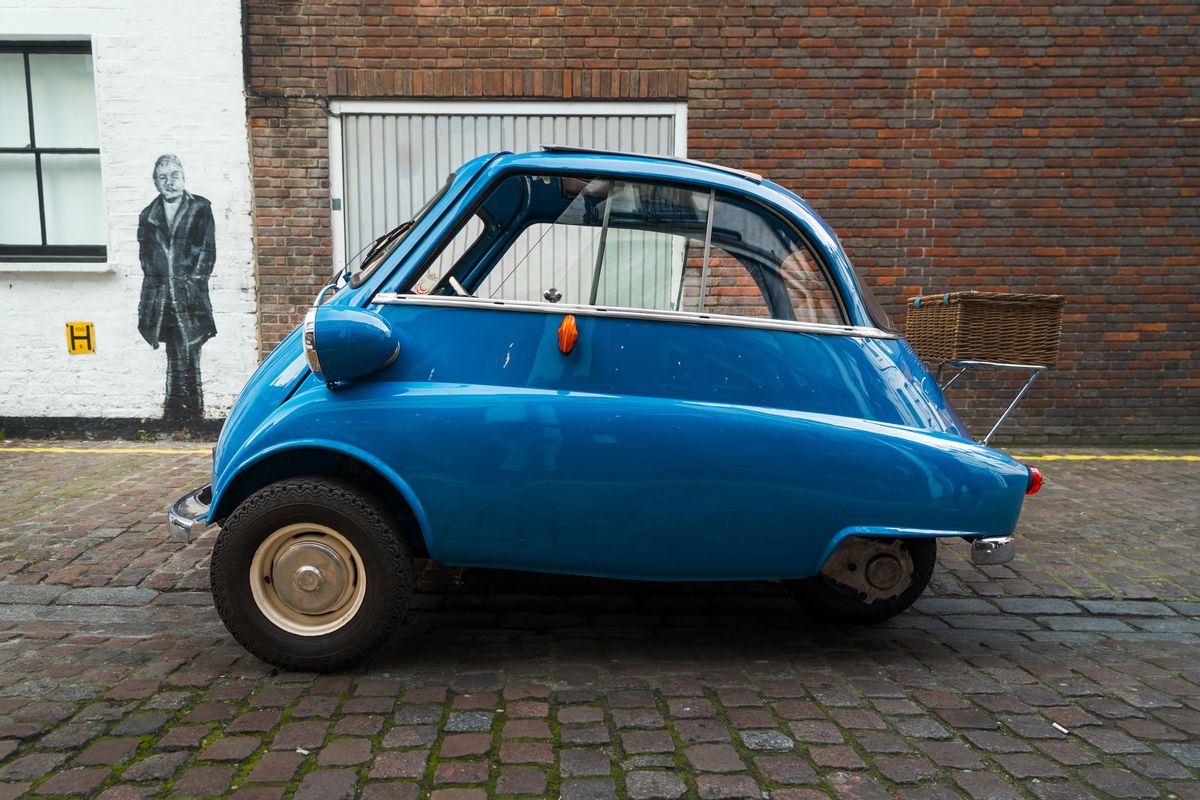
[0,41,106,262]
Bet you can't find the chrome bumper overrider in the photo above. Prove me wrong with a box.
[168,484,212,543]
[970,536,1016,565]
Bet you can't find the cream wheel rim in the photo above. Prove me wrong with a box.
[249,523,366,636]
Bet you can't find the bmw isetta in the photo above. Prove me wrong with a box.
[169,148,1041,671]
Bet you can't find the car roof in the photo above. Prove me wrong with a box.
[481,148,789,199]
[539,145,764,183]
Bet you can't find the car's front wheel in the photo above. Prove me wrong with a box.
[786,537,936,624]
[210,477,413,671]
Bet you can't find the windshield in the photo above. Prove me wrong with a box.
[348,173,454,287]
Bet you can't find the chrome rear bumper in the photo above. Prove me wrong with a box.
[168,484,212,543]
[970,536,1016,565]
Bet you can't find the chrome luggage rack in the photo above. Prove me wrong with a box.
[934,360,1047,446]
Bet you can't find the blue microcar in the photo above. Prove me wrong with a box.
[169,148,1039,671]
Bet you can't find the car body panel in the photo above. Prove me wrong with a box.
[211,377,1024,581]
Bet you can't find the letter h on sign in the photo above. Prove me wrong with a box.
[66,322,95,354]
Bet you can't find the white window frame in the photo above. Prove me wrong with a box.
[326,100,688,275]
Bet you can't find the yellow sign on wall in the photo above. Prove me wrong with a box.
[66,322,95,354]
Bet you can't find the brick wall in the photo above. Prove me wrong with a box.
[245,1,1199,444]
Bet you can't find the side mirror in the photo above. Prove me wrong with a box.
[303,306,399,385]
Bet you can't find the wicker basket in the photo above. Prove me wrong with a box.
[905,291,1066,366]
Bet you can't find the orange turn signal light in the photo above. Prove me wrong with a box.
[558,315,578,354]
[1026,465,1043,495]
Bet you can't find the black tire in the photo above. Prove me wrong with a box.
[786,538,937,624]
[210,477,413,672]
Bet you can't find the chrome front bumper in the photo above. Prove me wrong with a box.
[970,536,1016,565]
[168,484,212,543]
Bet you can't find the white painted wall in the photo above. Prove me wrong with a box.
[0,0,256,420]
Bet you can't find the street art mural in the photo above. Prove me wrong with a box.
[136,155,217,424]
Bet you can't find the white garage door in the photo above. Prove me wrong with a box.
[328,101,687,273]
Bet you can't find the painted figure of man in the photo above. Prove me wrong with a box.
[137,155,217,424]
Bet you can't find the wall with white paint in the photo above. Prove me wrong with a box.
[0,0,256,422]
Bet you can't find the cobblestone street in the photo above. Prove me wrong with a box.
[0,443,1197,799]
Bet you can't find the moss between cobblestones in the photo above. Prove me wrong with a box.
[277,683,355,796]
[326,678,403,798]
[257,679,309,796]
[23,733,151,800]
[358,684,396,791]
[81,678,209,800]
[543,689,565,800]
[417,689,453,793]
[482,687,507,798]
[155,691,237,798]
[657,690,700,798]
[708,684,785,795]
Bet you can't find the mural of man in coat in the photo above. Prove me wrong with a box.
[137,155,217,424]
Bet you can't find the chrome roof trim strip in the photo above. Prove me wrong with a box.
[540,145,764,183]
[372,293,900,340]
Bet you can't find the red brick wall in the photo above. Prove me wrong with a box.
[245,1,1199,444]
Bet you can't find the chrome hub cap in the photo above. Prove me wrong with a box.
[273,541,349,615]
[249,524,366,636]
[295,565,322,593]
[820,537,916,603]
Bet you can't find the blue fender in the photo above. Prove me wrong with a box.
[210,432,435,555]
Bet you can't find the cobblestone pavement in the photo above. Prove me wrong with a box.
[0,442,1197,799]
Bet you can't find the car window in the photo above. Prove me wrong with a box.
[406,173,844,325]
[679,196,842,324]
[477,179,703,310]
[408,213,485,294]
[349,173,454,287]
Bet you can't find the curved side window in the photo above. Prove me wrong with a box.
[404,172,845,325]
[679,192,843,325]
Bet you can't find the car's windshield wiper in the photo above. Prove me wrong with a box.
[356,220,414,271]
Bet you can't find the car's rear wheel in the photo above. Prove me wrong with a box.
[210,477,412,671]
[786,537,936,624]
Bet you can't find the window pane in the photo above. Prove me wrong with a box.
[702,194,843,324]
[479,178,704,311]
[42,153,105,245]
[480,222,605,303]
[0,154,42,245]
[29,53,99,148]
[590,182,703,311]
[595,228,687,310]
[407,213,485,294]
[680,243,773,319]
[0,54,30,148]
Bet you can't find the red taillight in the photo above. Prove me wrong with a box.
[1026,465,1043,495]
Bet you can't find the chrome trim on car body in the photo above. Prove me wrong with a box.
[970,536,1016,565]
[540,145,764,183]
[372,293,901,340]
[302,306,323,379]
[168,484,212,544]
